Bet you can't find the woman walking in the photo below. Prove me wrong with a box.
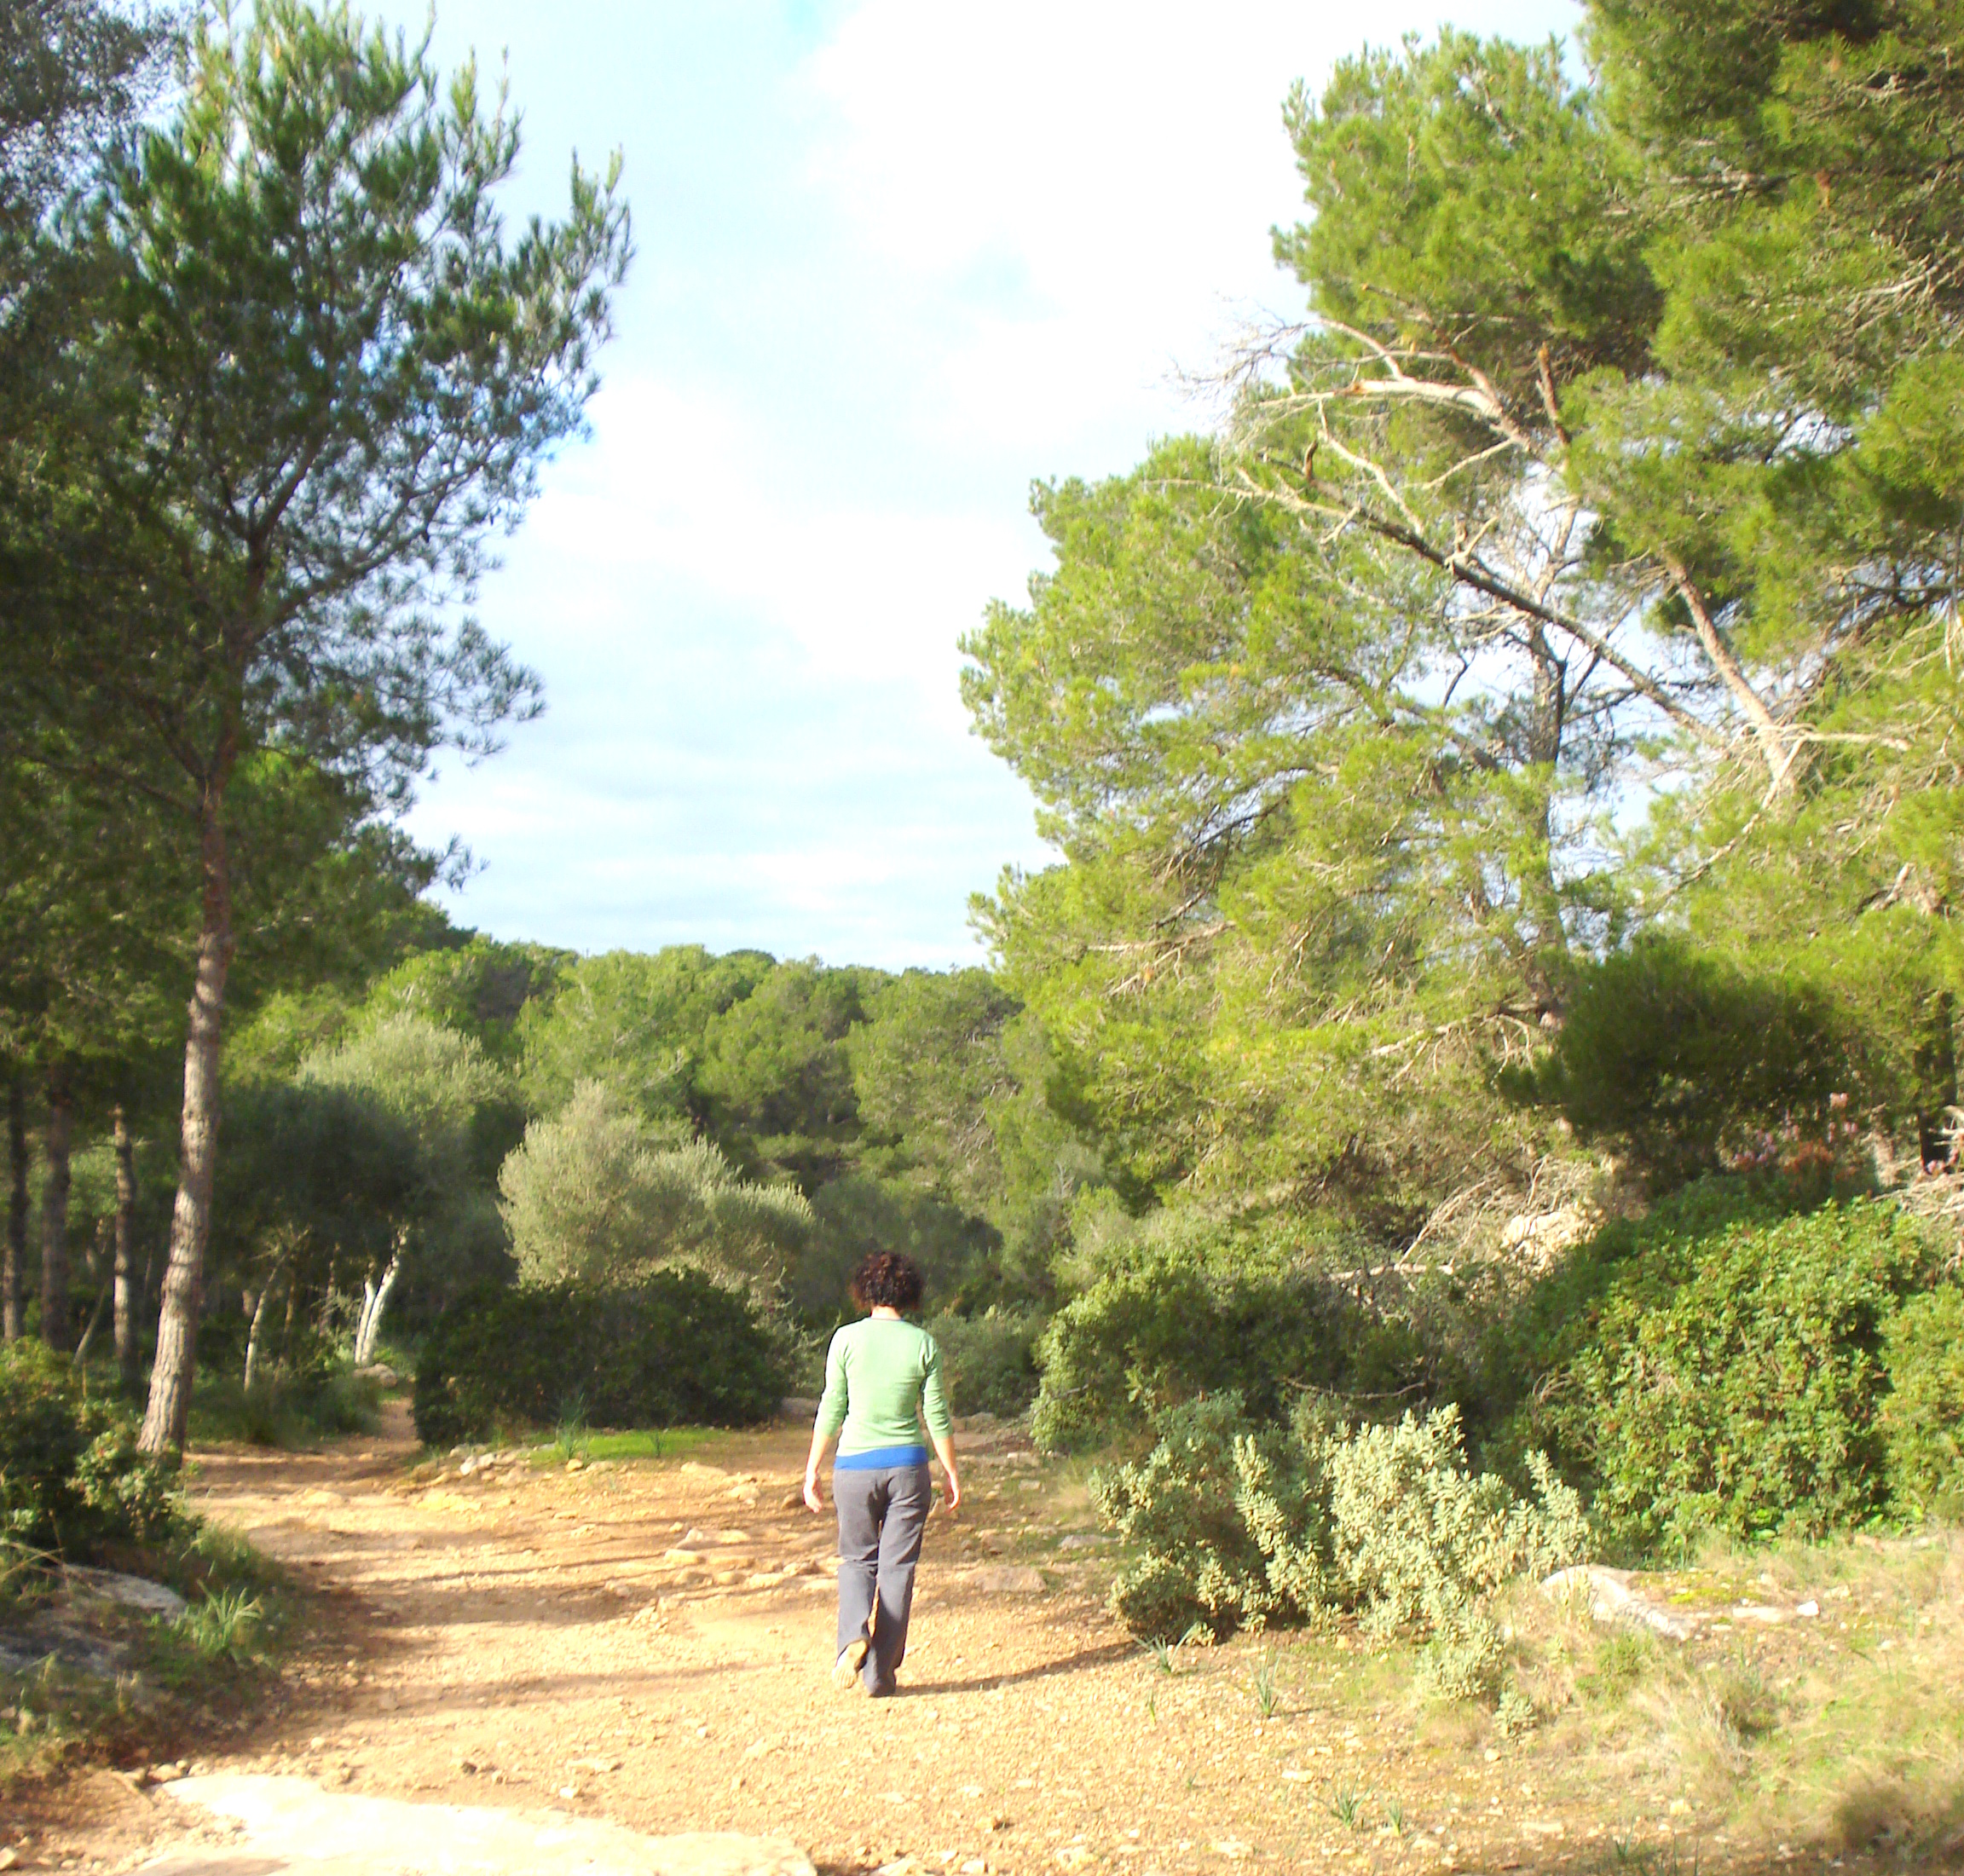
[803,1251,960,1697]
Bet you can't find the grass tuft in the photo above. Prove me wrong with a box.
[177,1584,264,1661]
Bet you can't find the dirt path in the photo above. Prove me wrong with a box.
[19,1408,1799,1876]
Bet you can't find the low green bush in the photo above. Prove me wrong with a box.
[1093,1392,1587,1700]
[1476,1169,1841,1475]
[925,1307,1043,1418]
[1562,1199,1932,1550]
[1032,1247,1427,1452]
[1092,1394,1297,1641]
[412,1273,783,1446]
[1878,1284,1964,1519]
[0,1342,185,1560]
[190,1366,384,1449]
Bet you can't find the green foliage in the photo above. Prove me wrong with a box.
[1095,1394,1292,1642]
[189,1367,382,1450]
[964,439,1555,1226]
[499,1080,811,1290]
[1324,1411,1588,1700]
[695,960,886,1189]
[0,0,633,1455]
[411,1273,783,1447]
[359,939,569,1070]
[504,950,1087,1324]
[214,1081,419,1279]
[1565,1201,1934,1548]
[0,1343,182,1557]
[1476,1170,1828,1469]
[1031,1215,1425,1452]
[300,1013,517,1181]
[850,969,1020,1202]
[851,975,1100,1294]
[792,1175,999,1321]
[958,0,1964,1308]
[1506,939,1854,1182]
[222,985,357,1088]
[1284,30,1655,385]
[1877,1285,1964,1520]
[923,1307,1043,1419]
[1093,1392,1587,1694]
[176,1585,264,1663]
[517,946,771,1123]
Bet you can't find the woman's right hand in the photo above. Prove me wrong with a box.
[803,1470,823,1514]
[940,1466,961,1514]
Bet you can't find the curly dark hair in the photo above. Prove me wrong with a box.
[850,1250,925,1313]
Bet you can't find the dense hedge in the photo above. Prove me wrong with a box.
[1880,1285,1964,1518]
[1031,1249,1430,1452]
[1524,1195,1964,1550]
[412,1273,783,1446]
[1,1343,184,1558]
[1066,1176,1964,1569]
[1475,1170,1829,1472]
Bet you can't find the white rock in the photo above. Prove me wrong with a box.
[1540,1565,1702,1641]
[64,1567,188,1620]
[147,1773,815,1876]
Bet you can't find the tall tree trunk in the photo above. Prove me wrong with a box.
[352,1238,404,1367]
[139,792,235,1455]
[72,1227,113,1366]
[113,1104,140,1391]
[278,1272,299,1373]
[40,1066,72,1351]
[242,1240,293,1394]
[4,1073,25,1342]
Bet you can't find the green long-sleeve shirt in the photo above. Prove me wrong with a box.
[815,1315,952,1458]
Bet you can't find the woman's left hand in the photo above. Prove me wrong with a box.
[803,1471,824,1514]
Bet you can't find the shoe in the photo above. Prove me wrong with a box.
[833,1636,869,1691]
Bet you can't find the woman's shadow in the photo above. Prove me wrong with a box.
[894,1638,1137,1696]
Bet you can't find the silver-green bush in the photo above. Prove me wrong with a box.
[1093,1394,1588,1700]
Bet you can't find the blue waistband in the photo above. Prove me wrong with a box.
[834,1444,930,1471]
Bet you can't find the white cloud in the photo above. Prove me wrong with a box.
[404,0,1581,967]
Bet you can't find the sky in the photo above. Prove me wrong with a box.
[385,0,1582,970]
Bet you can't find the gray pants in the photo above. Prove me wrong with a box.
[835,1462,933,1693]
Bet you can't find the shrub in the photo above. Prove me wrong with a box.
[1879,1284,1964,1518]
[1502,938,1853,1185]
[1476,1169,1830,1475]
[500,1080,812,1290]
[1032,1245,1425,1452]
[1093,1394,1303,1640]
[925,1307,1043,1419]
[0,1343,185,1559]
[1567,1200,1931,1549]
[191,1365,384,1449]
[1093,1392,1587,1700]
[1324,1409,1587,1700]
[413,1273,783,1446]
